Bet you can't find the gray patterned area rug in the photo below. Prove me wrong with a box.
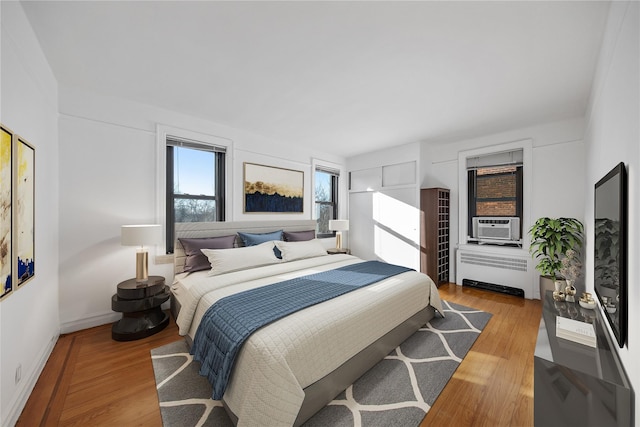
[151,300,491,426]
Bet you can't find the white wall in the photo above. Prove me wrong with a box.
[58,87,346,333]
[0,2,60,425]
[420,117,587,286]
[583,0,639,416]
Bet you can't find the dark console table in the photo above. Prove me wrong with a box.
[534,291,633,426]
[111,276,170,341]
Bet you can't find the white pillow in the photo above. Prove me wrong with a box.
[202,241,280,276]
[274,239,328,262]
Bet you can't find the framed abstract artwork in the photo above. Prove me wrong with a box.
[1,125,12,299]
[16,137,34,286]
[243,162,304,213]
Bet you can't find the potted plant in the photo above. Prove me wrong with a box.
[560,249,582,301]
[529,217,584,297]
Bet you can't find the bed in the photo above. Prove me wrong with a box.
[171,220,443,426]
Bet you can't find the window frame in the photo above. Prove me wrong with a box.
[467,166,523,235]
[315,168,339,238]
[156,125,232,257]
[458,140,532,251]
[165,142,226,253]
[312,160,344,239]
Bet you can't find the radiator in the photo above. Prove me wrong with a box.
[456,248,537,299]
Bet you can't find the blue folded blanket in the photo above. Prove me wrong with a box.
[191,260,413,399]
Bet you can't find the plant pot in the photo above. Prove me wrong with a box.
[539,276,556,298]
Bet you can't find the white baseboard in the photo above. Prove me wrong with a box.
[59,301,171,334]
[60,311,120,334]
[3,330,59,427]
[4,304,174,426]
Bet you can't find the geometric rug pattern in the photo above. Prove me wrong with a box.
[151,300,491,427]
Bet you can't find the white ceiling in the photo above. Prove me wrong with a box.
[21,1,609,158]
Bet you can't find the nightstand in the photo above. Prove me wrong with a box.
[327,248,350,255]
[111,275,170,341]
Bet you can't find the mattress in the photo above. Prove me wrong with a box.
[172,253,443,426]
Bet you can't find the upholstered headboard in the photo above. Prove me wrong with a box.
[174,220,318,274]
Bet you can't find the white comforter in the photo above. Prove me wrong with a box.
[172,254,443,426]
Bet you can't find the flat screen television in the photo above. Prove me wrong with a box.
[594,162,627,348]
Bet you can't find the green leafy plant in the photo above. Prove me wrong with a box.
[529,217,584,280]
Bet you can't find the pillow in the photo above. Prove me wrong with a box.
[238,229,284,258]
[283,230,316,242]
[274,239,328,262]
[179,235,236,272]
[237,230,283,246]
[202,241,280,276]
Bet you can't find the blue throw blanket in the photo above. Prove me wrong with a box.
[191,260,413,399]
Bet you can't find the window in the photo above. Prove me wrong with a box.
[467,149,523,239]
[165,137,226,253]
[315,167,339,237]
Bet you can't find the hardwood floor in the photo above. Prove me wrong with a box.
[17,283,541,426]
[17,318,181,426]
[421,284,542,427]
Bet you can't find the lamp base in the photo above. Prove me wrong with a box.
[136,251,149,283]
[335,231,343,249]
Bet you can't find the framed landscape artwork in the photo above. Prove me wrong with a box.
[244,162,304,213]
[16,137,35,286]
[1,125,12,299]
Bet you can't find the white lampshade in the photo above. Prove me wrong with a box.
[121,224,162,247]
[329,220,349,231]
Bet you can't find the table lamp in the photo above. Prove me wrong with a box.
[121,224,162,282]
[329,220,349,250]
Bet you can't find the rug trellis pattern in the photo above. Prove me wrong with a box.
[151,300,491,427]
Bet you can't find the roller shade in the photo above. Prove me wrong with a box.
[467,149,523,170]
[166,136,226,153]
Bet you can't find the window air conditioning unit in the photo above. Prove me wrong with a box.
[472,217,520,241]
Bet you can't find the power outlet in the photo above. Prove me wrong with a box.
[15,364,21,385]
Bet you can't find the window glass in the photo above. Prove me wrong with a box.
[474,166,518,216]
[173,199,217,223]
[315,171,332,202]
[316,203,334,235]
[173,147,215,196]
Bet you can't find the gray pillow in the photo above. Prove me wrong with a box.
[283,230,316,242]
[179,235,236,272]
[237,230,283,246]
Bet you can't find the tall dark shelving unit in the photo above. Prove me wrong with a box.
[420,188,450,284]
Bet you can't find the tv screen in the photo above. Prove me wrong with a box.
[594,162,627,348]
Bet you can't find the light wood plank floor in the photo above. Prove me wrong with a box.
[17,283,541,426]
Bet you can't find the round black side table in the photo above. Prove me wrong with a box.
[111,276,170,341]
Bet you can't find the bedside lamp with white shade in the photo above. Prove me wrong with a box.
[121,224,162,283]
[329,219,349,250]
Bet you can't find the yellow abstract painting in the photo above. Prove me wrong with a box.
[17,138,34,285]
[1,126,11,298]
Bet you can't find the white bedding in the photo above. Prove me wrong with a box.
[172,254,443,426]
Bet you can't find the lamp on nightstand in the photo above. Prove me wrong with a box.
[121,224,162,283]
[329,220,349,250]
